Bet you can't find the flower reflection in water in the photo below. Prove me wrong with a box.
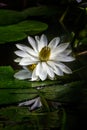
[18,97,42,111]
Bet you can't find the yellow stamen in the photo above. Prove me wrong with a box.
[27,64,36,71]
[39,46,51,61]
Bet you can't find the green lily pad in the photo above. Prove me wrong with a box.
[0,20,48,44]
[8,20,48,34]
[23,6,61,17]
[0,6,60,26]
[0,9,24,25]
[0,29,26,43]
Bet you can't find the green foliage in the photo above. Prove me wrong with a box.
[0,29,26,43]
[0,1,87,129]
[80,38,87,45]
[0,10,24,25]
[11,20,48,34]
[0,66,86,130]
[0,6,60,26]
[23,6,62,17]
[0,20,48,44]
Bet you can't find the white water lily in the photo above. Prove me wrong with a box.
[14,34,75,81]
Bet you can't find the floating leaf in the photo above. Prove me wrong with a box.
[0,6,60,26]
[9,20,48,34]
[0,20,48,44]
[23,6,61,17]
[0,29,26,43]
[0,9,25,25]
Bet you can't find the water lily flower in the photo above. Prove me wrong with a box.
[14,34,75,81]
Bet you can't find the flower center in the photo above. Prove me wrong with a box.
[27,64,36,71]
[39,46,51,61]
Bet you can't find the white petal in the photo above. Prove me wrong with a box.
[14,58,21,63]
[24,46,38,57]
[16,44,38,57]
[47,61,63,76]
[14,50,29,57]
[28,36,37,52]
[50,48,72,60]
[61,49,72,56]
[35,35,40,41]
[19,57,38,66]
[16,44,27,51]
[35,34,48,52]
[54,66,63,76]
[55,62,72,74]
[50,54,75,62]
[14,69,32,80]
[36,62,47,81]
[55,43,70,53]
[35,36,41,51]
[31,67,39,81]
[43,62,55,78]
[48,37,60,49]
[57,56,75,62]
[40,34,48,46]
[51,43,70,56]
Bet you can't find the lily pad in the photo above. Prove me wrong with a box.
[8,20,48,34]
[0,20,48,44]
[0,29,26,44]
[23,6,61,17]
[0,9,24,25]
[0,6,60,26]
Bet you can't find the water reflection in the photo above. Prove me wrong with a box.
[18,97,42,111]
